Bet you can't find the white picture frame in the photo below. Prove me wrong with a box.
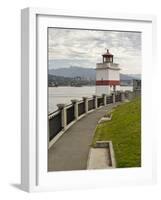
[21,7,157,192]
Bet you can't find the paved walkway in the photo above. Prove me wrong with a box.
[48,103,119,171]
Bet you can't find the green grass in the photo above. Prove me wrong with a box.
[92,97,141,168]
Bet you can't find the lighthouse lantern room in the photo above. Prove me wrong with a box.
[96,49,120,96]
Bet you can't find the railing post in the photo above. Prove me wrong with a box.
[112,92,116,103]
[102,94,107,106]
[83,97,88,114]
[130,91,134,100]
[71,99,78,120]
[120,91,125,102]
[57,104,67,130]
[93,95,98,109]
[125,90,133,100]
[133,89,141,97]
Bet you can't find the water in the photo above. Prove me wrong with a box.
[48,86,133,113]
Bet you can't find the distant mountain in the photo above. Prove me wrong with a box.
[48,74,95,86]
[49,66,96,80]
[120,74,141,81]
[126,74,141,80]
[49,66,141,81]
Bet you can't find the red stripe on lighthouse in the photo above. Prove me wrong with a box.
[96,80,120,85]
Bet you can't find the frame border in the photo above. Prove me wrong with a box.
[21,7,156,192]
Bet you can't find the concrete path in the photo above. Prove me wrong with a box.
[48,103,119,171]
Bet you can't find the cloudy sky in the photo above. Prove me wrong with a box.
[48,28,141,74]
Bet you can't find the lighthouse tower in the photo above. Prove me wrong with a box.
[96,49,120,96]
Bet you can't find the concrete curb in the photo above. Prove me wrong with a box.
[98,114,112,124]
[87,140,116,169]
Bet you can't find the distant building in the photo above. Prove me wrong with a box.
[96,49,120,95]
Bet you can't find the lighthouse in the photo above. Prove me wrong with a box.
[96,49,121,96]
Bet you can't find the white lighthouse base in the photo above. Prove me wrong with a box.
[96,85,121,96]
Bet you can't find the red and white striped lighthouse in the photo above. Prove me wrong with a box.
[96,49,120,96]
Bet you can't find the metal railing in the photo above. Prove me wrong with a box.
[66,104,75,125]
[49,110,62,141]
[78,101,85,116]
[48,91,140,142]
[88,98,95,111]
[97,97,104,107]
[115,92,121,102]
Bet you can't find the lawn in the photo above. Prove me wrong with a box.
[92,97,141,168]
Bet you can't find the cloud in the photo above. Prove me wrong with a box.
[48,28,141,74]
